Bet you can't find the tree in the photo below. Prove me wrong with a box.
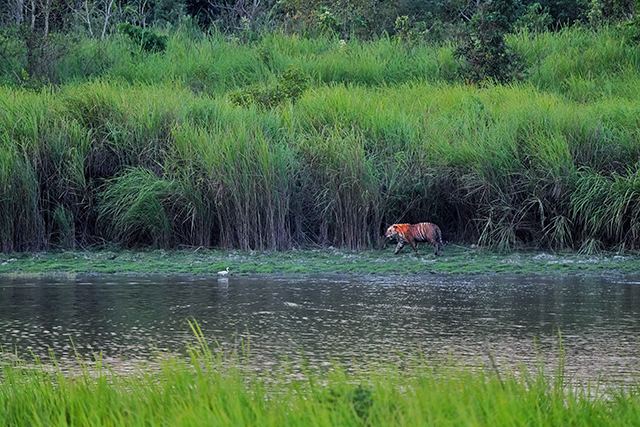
[455,0,525,84]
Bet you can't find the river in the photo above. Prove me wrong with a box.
[2,273,640,384]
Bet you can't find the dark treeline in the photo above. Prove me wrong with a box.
[1,0,636,41]
[0,0,635,37]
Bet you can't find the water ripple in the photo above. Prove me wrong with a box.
[2,273,640,384]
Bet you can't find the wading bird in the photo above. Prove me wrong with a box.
[218,267,229,276]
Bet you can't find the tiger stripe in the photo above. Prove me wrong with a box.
[385,222,443,255]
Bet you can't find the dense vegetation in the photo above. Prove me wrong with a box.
[2,0,640,253]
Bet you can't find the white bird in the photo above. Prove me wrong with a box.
[218,267,229,276]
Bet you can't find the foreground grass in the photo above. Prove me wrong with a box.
[0,247,639,276]
[2,328,640,427]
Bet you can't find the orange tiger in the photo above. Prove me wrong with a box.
[385,222,443,255]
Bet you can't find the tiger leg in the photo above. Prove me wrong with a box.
[394,241,406,254]
[434,226,443,255]
[425,238,439,255]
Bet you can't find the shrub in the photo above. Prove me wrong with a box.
[228,65,309,109]
[117,23,168,53]
[455,0,526,84]
[97,167,193,248]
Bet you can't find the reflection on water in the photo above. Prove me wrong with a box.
[1,273,640,382]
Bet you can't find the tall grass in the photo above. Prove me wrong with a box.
[6,24,640,99]
[98,166,193,248]
[0,79,635,251]
[509,26,640,102]
[2,27,640,251]
[298,127,381,249]
[571,167,640,253]
[199,120,292,250]
[0,88,51,251]
[2,328,640,426]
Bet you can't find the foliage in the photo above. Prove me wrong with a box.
[97,166,196,248]
[277,0,398,38]
[584,0,637,26]
[0,27,73,87]
[317,6,343,34]
[619,1,640,42]
[542,0,586,24]
[228,64,310,109]
[153,0,188,26]
[393,15,441,46]
[571,167,640,252]
[515,3,554,32]
[117,22,168,53]
[0,0,634,43]
[455,0,526,84]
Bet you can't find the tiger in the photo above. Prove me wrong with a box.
[385,222,443,255]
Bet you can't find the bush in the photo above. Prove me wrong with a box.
[117,23,168,53]
[228,65,309,109]
[455,0,526,84]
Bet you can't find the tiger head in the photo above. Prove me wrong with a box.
[385,224,409,240]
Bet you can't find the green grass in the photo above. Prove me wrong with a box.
[2,323,640,426]
[509,26,640,102]
[1,247,639,276]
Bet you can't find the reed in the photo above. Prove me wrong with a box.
[0,88,53,251]
[172,106,297,250]
[39,120,93,248]
[97,166,188,248]
[201,117,295,250]
[297,127,381,249]
[571,167,640,252]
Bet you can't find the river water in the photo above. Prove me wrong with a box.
[2,273,640,383]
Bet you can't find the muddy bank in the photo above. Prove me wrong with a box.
[1,246,639,277]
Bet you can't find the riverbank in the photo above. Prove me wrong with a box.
[1,246,639,276]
